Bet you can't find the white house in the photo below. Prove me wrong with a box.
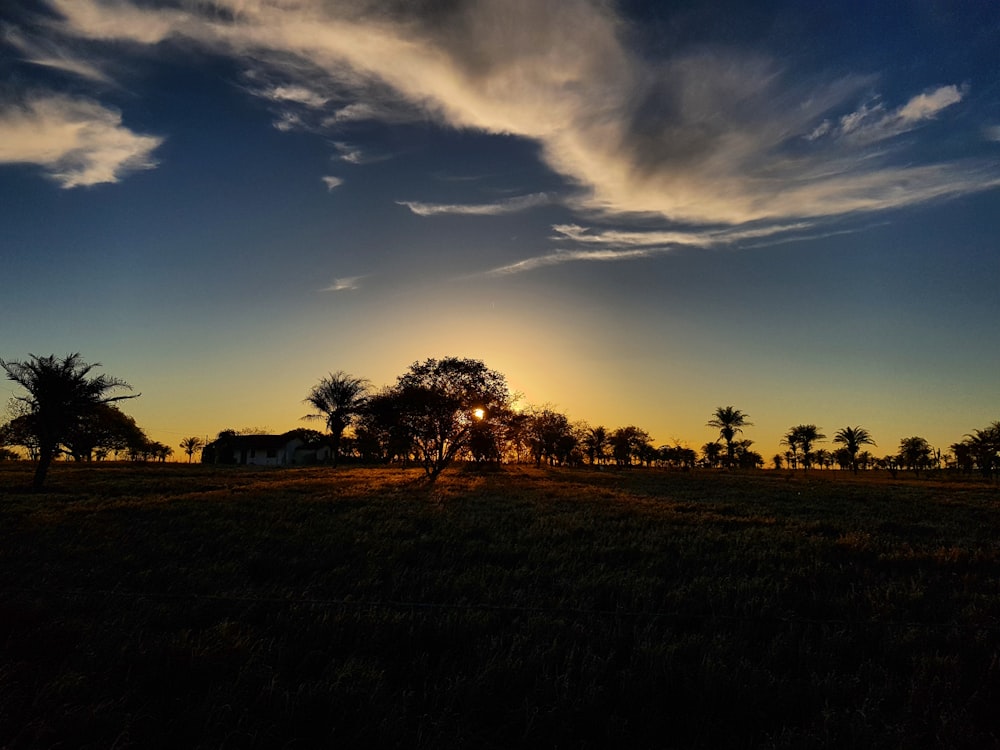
[205,433,331,466]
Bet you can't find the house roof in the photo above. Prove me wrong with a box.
[213,434,298,450]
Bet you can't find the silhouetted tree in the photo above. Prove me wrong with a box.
[610,425,651,466]
[707,406,752,469]
[832,426,877,474]
[303,371,369,465]
[949,441,973,473]
[701,441,722,468]
[783,424,826,470]
[962,422,1000,478]
[391,357,511,480]
[734,439,763,469]
[1,412,41,460]
[899,436,933,475]
[660,444,697,469]
[500,411,532,464]
[64,403,146,461]
[139,441,172,462]
[354,387,413,464]
[581,425,609,465]
[0,354,137,489]
[180,436,205,463]
[525,407,573,467]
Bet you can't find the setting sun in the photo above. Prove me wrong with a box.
[473,408,485,420]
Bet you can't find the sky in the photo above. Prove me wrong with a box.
[1,0,999,462]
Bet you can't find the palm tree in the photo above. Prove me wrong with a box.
[783,424,826,470]
[701,441,722,468]
[707,406,752,469]
[780,431,799,470]
[899,436,933,475]
[180,436,204,463]
[961,424,1000,478]
[833,426,877,474]
[0,353,137,489]
[303,371,370,465]
[582,425,609,465]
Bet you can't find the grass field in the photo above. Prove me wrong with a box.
[2,463,999,748]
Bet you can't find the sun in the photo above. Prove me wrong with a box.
[473,408,486,420]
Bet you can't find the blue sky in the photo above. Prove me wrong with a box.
[1,0,999,461]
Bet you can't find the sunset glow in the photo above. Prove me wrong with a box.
[1,1,998,460]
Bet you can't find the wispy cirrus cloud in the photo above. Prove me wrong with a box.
[808,85,966,144]
[3,25,113,84]
[398,192,554,217]
[321,175,344,190]
[486,220,824,276]
[0,93,162,187]
[320,275,364,292]
[21,0,1000,223]
[549,221,814,248]
[332,141,389,165]
[487,247,672,276]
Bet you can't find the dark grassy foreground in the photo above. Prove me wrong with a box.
[1,464,999,749]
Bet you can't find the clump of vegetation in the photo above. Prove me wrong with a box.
[1,463,998,748]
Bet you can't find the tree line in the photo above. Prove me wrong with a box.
[3,353,999,489]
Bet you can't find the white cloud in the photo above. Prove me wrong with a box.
[398,192,553,216]
[3,26,113,84]
[0,93,162,187]
[810,85,965,146]
[483,220,823,275]
[33,0,1000,222]
[898,85,964,123]
[321,275,363,291]
[331,141,391,165]
[487,247,668,276]
[260,84,329,109]
[550,221,814,248]
[322,175,343,190]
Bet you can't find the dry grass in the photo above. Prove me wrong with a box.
[1,462,999,748]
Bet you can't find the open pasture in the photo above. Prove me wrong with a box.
[1,464,999,748]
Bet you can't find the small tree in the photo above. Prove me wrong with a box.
[899,436,933,475]
[0,354,138,489]
[303,371,369,465]
[581,425,609,465]
[525,407,573,467]
[783,424,826,471]
[707,406,752,469]
[962,422,1000,478]
[833,426,877,474]
[180,436,205,463]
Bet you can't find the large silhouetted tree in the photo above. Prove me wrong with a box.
[833,426,876,474]
[707,406,752,469]
[0,353,137,489]
[392,357,511,480]
[303,371,369,465]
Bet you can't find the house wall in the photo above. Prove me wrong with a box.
[241,439,304,466]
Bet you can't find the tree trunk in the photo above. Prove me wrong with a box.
[33,444,56,491]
